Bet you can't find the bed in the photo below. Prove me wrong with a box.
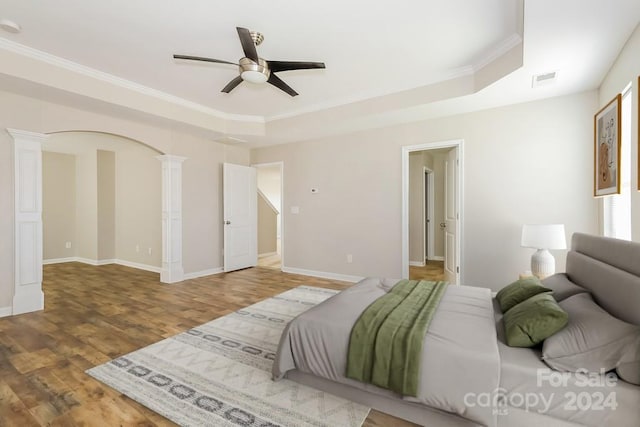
[272,233,640,426]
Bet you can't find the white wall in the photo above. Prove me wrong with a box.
[598,23,640,242]
[252,91,599,290]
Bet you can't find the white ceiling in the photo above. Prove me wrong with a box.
[0,0,638,145]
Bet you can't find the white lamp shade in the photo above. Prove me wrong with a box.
[521,224,566,250]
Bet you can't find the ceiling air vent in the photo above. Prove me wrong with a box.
[532,71,558,88]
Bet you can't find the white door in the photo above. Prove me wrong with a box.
[444,148,459,284]
[223,163,257,272]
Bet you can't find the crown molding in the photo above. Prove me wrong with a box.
[0,28,523,128]
[0,37,264,124]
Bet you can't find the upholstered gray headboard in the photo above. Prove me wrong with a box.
[566,233,640,326]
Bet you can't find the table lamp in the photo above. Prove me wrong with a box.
[521,224,566,279]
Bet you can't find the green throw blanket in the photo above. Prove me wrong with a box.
[346,280,448,397]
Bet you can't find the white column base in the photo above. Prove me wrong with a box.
[12,285,44,315]
[160,264,184,284]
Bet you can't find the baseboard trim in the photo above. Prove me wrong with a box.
[281,266,363,283]
[114,259,161,274]
[183,268,224,280]
[75,257,100,266]
[258,251,277,258]
[43,257,77,265]
[0,306,12,318]
[428,256,444,262]
[409,261,425,267]
[45,257,161,274]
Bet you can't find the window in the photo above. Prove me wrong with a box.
[603,86,632,240]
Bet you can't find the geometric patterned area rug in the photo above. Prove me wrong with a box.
[86,286,371,427]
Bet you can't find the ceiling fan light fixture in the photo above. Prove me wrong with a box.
[239,57,270,84]
[241,70,269,84]
[174,27,324,96]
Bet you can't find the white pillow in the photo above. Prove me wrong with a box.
[542,293,640,381]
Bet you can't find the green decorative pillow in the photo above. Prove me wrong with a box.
[503,293,568,347]
[496,276,552,313]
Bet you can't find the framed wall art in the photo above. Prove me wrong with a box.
[594,94,621,197]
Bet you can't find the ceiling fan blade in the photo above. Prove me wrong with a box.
[221,76,243,93]
[267,61,326,72]
[268,73,298,97]
[173,54,237,65]
[236,27,259,63]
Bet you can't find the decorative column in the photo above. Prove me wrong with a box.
[9,129,48,315]
[157,155,186,283]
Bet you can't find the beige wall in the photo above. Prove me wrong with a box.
[258,193,278,255]
[75,149,99,260]
[178,138,249,273]
[114,143,161,267]
[598,23,640,242]
[256,165,282,238]
[0,90,250,309]
[257,166,282,211]
[43,152,76,260]
[97,150,116,260]
[252,91,599,290]
[46,132,161,267]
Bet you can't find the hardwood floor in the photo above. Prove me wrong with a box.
[0,263,417,427]
[257,253,281,269]
[409,260,446,281]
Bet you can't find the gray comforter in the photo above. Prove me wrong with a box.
[273,277,500,427]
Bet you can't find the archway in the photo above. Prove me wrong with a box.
[8,128,185,316]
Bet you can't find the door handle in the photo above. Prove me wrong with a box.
[440,222,446,229]
[224,220,231,225]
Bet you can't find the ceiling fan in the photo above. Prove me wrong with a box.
[173,27,326,97]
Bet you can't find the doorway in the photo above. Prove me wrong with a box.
[402,140,463,284]
[410,166,443,281]
[254,162,283,270]
[9,128,184,316]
